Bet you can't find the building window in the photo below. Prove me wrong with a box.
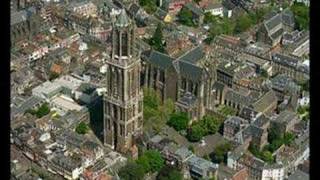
[121,32,128,56]
[160,70,165,83]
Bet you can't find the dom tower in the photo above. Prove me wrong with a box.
[103,10,143,153]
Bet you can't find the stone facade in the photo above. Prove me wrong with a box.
[103,10,143,153]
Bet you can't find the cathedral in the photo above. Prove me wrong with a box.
[103,9,143,153]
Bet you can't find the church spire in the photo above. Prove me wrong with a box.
[115,9,130,28]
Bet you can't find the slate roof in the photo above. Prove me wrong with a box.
[275,110,298,124]
[243,125,264,138]
[187,156,218,173]
[252,114,270,128]
[265,14,282,32]
[176,61,204,81]
[212,81,226,92]
[175,147,194,161]
[251,90,277,113]
[270,28,284,40]
[224,116,249,129]
[264,10,278,20]
[147,50,174,70]
[270,74,299,92]
[222,0,236,10]
[177,92,198,107]
[239,106,259,120]
[272,53,299,69]
[178,45,205,64]
[281,9,295,27]
[225,89,254,106]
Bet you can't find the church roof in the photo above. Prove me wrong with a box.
[115,9,130,27]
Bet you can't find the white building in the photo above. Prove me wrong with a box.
[51,94,84,115]
[261,165,285,180]
[204,3,224,17]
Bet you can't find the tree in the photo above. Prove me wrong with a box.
[149,23,166,53]
[49,72,59,81]
[118,162,145,180]
[213,142,232,163]
[188,145,195,153]
[202,115,220,134]
[187,123,206,142]
[75,122,89,134]
[143,88,161,110]
[178,7,196,27]
[268,125,283,143]
[144,150,165,172]
[139,0,157,14]
[283,132,295,145]
[234,14,253,34]
[260,69,269,78]
[290,2,309,30]
[167,112,190,131]
[156,166,183,180]
[261,150,274,163]
[36,103,50,118]
[136,155,151,172]
[26,103,50,118]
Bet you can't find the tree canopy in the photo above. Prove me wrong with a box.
[118,161,145,180]
[178,7,197,27]
[213,142,232,163]
[167,112,190,131]
[25,103,51,118]
[187,115,222,142]
[290,2,309,30]
[139,0,157,14]
[75,122,89,134]
[149,23,166,53]
[156,166,183,180]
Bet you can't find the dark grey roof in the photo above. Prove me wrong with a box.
[252,114,270,128]
[239,107,259,120]
[177,61,204,81]
[147,50,174,70]
[222,0,236,10]
[272,53,298,69]
[265,14,282,32]
[281,9,295,27]
[224,116,248,129]
[251,90,277,113]
[275,110,298,124]
[177,92,197,107]
[270,74,300,93]
[243,125,263,138]
[212,81,226,92]
[264,10,278,20]
[179,45,205,64]
[270,28,284,40]
[185,2,203,16]
[225,89,253,106]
